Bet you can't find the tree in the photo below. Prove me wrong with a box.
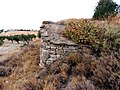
[21,34,31,44]
[13,35,22,44]
[93,0,118,20]
[6,35,14,43]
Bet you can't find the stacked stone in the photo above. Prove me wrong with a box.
[40,21,80,65]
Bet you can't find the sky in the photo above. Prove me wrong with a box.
[0,0,120,30]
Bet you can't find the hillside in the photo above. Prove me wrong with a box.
[0,39,40,90]
[0,18,120,90]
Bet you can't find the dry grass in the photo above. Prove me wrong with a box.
[0,18,120,90]
[0,31,38,36]
[0,39,41,90]
[35,45,119,90]
[0,38,119,90]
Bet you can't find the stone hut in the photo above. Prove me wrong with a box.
[39,21,81,67]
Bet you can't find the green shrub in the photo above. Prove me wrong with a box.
[103,25,120,53]
[63,19,105,44]
[63,19,106,56]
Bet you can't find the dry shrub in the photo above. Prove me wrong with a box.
[107,14,120,25]
[91,56,120,90]
[0,81,4,90]
[64,53,83,67]
[43,75,60,90]
[39,50,119,90]
[0,66,11,77]
[63,19,105,45]
[0,39,41,90]
[22,79,39,90]
[1,41,118,90]
[66,79,95,90]
[103,24,120,53]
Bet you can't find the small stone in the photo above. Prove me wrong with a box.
[57,46,63,50]
[40,25,45,28]
[46,58,56,64]
[67,41,78,46]
[63,47,69,51]
[56,50,64,54]
[50,55,56,58]
[46,46,51,49]
[40,49,49,61]
[56,55,60,58]
[46,60,52,65]
[51,46,56,50]
[40,29,46,33]
[49,51,56,54]
[43,37,50,42]
[41,31,48,37]
[69,46,76,50]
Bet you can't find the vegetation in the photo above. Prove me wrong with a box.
[63,19,106,56]
[38,30,41,38]
[103,25,120,53]
[93,0,118,20]
[0,39,4,46]
[0,38,119,90]
[0,36,5,46]
[0,40,40,90]
[0,29,4,33]
[63,19,120,56]
[0,34,37,45]
[63,19,105,45]
[0,0,120,88]
[0,18,119,90]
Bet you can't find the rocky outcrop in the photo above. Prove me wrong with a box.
[39,21,81,67]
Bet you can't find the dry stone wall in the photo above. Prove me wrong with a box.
[40,21,81,66]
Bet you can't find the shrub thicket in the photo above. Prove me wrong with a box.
[63,19,120,56]
[6,34,37,44]
[63,19,106,56]
[0,34,37,46]
[103,25,120,53]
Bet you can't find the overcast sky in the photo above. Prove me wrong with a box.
[0,0,120,30]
